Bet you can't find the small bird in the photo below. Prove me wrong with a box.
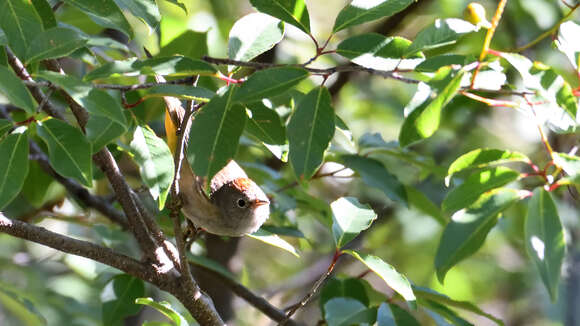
[157,74,270,236]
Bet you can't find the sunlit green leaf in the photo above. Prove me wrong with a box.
[405,19,477,56]
[130,126,174,210]
[62,0,133,38]
[37,119,93,187]
[435,188,522,283]
[525,188,565,301]
[344,249,416,303]
[556,21,580,70]
[114,0,160,31]
[159,30,207,59]
[250,0,310,34]
[248,228,300,257]
[136,298,188,326]
[442,167,520,213]
[331,197,377,248]
[138,85,214,103]
[0,129,29,209]
[228,13,284,62]
[333,0,415,33]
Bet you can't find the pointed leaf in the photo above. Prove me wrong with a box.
[248,228,299,257]
[337,34,423,71]
[62,0,133,38]
[234,67,308,103]
[525,188,565,301]
[187,88,246,179]
[344,249,416,303]
[101,275,145,325]
[25,27,88,63]
[135,298,188,326]
[130,126,174,210]
[405,19,477,56]
[287,86,335,179]
[114,0,160,31]
[333,0,415,33]
[442,167,520,213]
[435,188,522,283]
[35,71,127,127]
[250,0,310,34]
[245,101,286,145]
[86,116,126,153]
[228,13,284,62]
[0,66,37,114]
[84,56,216,81]
[342,155,407,203]
[37,119,93,187]
[0,129,29,209]
[447,148,530,182]
[399,68,464,147]
[0,0,44,59]
[331,197,377,248]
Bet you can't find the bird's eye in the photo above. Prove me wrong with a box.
[237,198,246,208]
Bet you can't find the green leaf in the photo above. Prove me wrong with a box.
[84,56,216,81]
[31,0,57,29]
[415,54,472,72]
[324,297,376,326]
[377,303,421,326]
[25,27,88,63]
[442,167,520,214]
[331,197,377,248]
[187,254,236,280]
[343,249,416,303]
[136,298,188,326]
[553,152,580,180]
[399,68,464,147]
[0,0,44,59]
[187,87,246,180]
[425,301,474,326]
[228,13,284,62]
[0,119,12,138]
[139,85,215,102]
[130,126,174,210]
[336,33,424,71]
[245,101,286,145]
[0,129,29,209]
[342,155,407,203]
[435,188,521,283]
[525,188,565,301]
[62,0,133,38]
[114,0,160,31]
[159,30,207,59]
[162,0,187,14]
[446,148,530,184]
[0,66,37,114]
[555,81,578,124]
[413,286,504,326]
[0,285,46,326]
[333,0,415,33]
[555,21,580,70]
[406,186,446,225]
[37,119,93,187]
[101,274,145,325]
[86,115,126,153]
[35,71,127,127]
[248,228,300,257]
[320,278,370,315]
[287,86,335,179]
[234,67,308,103]
[405,19,477,56]
[250,0,310,34]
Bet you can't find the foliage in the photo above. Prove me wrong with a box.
[0,0,579,325]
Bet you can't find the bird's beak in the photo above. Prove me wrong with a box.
[252,199,270,207]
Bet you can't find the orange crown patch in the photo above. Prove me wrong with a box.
[232,178,254,192]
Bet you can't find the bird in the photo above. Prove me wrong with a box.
[157,74,270,236]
